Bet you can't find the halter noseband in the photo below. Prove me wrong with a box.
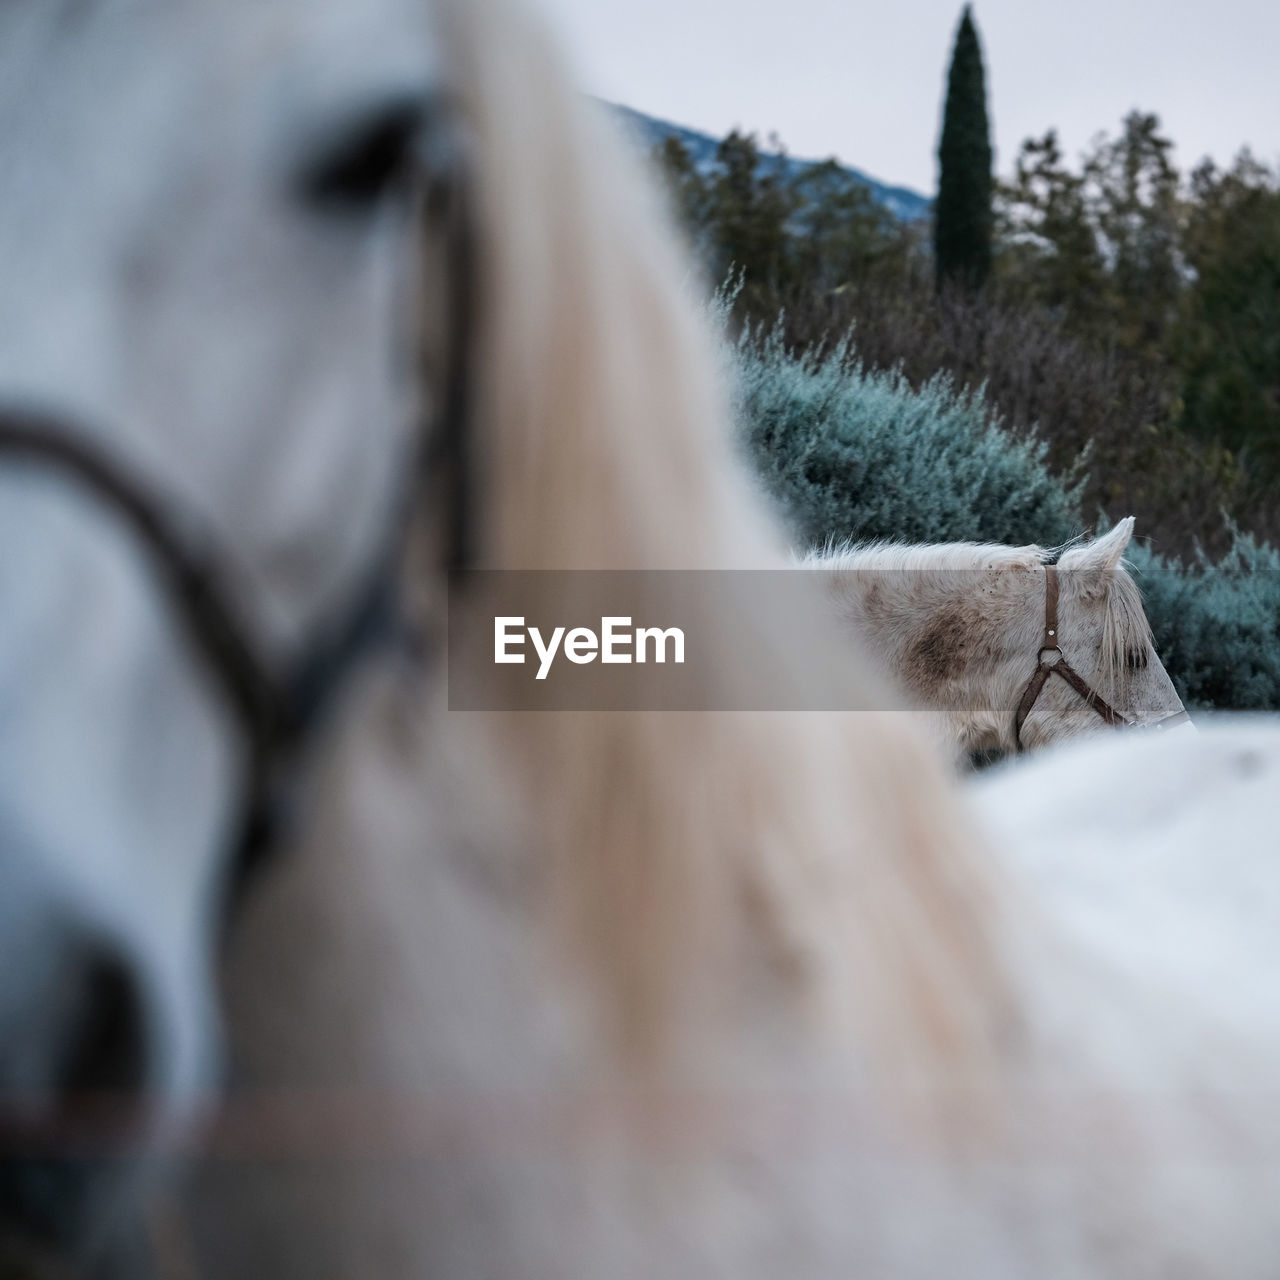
[0,412,421,899]
[1013,563,1190,752]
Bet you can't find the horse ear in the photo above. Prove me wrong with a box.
[1078,516,1134,573]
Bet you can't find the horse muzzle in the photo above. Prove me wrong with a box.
[0,892,158,1261]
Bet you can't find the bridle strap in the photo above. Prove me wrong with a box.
[0,412,411,891]
[431,164,475,576]
[1014,563,1134,751]
[0,416,277,738]
[1013,662,1054,744]
[1045,657,1130,728]
[1042,556,1060,650]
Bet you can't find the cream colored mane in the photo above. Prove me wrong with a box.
[430,0,1015,1073]
[815,539,1046,575]
[1057,535,1155,705]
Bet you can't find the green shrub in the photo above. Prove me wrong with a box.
[1130,533,1280,711]
[734,320,1083,548]
[760,273,1271,562]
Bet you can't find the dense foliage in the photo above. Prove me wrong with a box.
[727,321,1280,710]
[773,271,1270,561]
[1175,156,1280,473]
[1129,534,1280,712]
[734,321,1080,548]
[934,6,993,291]
[652,109,1280,562]
[657,130,918,319]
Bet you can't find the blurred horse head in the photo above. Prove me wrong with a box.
[0,0,466,1261]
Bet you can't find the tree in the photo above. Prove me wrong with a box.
[934,6,994,291]
[652,136,709,241]
[704,130,796,295]
[789,160,910,292]
[996,113,1185,357]
[648,121,924,331]
[995,130,1110,325]
[1082,112,1183,353]
[1174,152,1280,473]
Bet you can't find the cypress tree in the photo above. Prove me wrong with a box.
[934,6,993,291]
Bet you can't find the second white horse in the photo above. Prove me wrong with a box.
[807,516,1188,762]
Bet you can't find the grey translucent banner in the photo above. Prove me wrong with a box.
[448,569,879,710]
[445,565,1270,711]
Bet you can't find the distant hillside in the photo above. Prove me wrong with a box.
[607,102,931,223]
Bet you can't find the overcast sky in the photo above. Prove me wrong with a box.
[537,0,1279,195]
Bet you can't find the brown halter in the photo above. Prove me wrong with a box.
[1013,564,1189,752]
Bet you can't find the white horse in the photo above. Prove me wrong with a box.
[973,716,1280,1050]
[2,0,1280,1278]
[806,520,1189,764]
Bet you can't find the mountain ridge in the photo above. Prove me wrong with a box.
[606,102,931,223]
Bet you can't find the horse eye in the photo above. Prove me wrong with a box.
[299,102,422,210]
[1125,647,1149,671]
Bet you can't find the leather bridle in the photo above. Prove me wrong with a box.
[0,163,474,906]
[1013,563,1190,752]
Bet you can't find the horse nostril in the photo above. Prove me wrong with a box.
[0,942,153,1248]
[55,948,150,1100]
